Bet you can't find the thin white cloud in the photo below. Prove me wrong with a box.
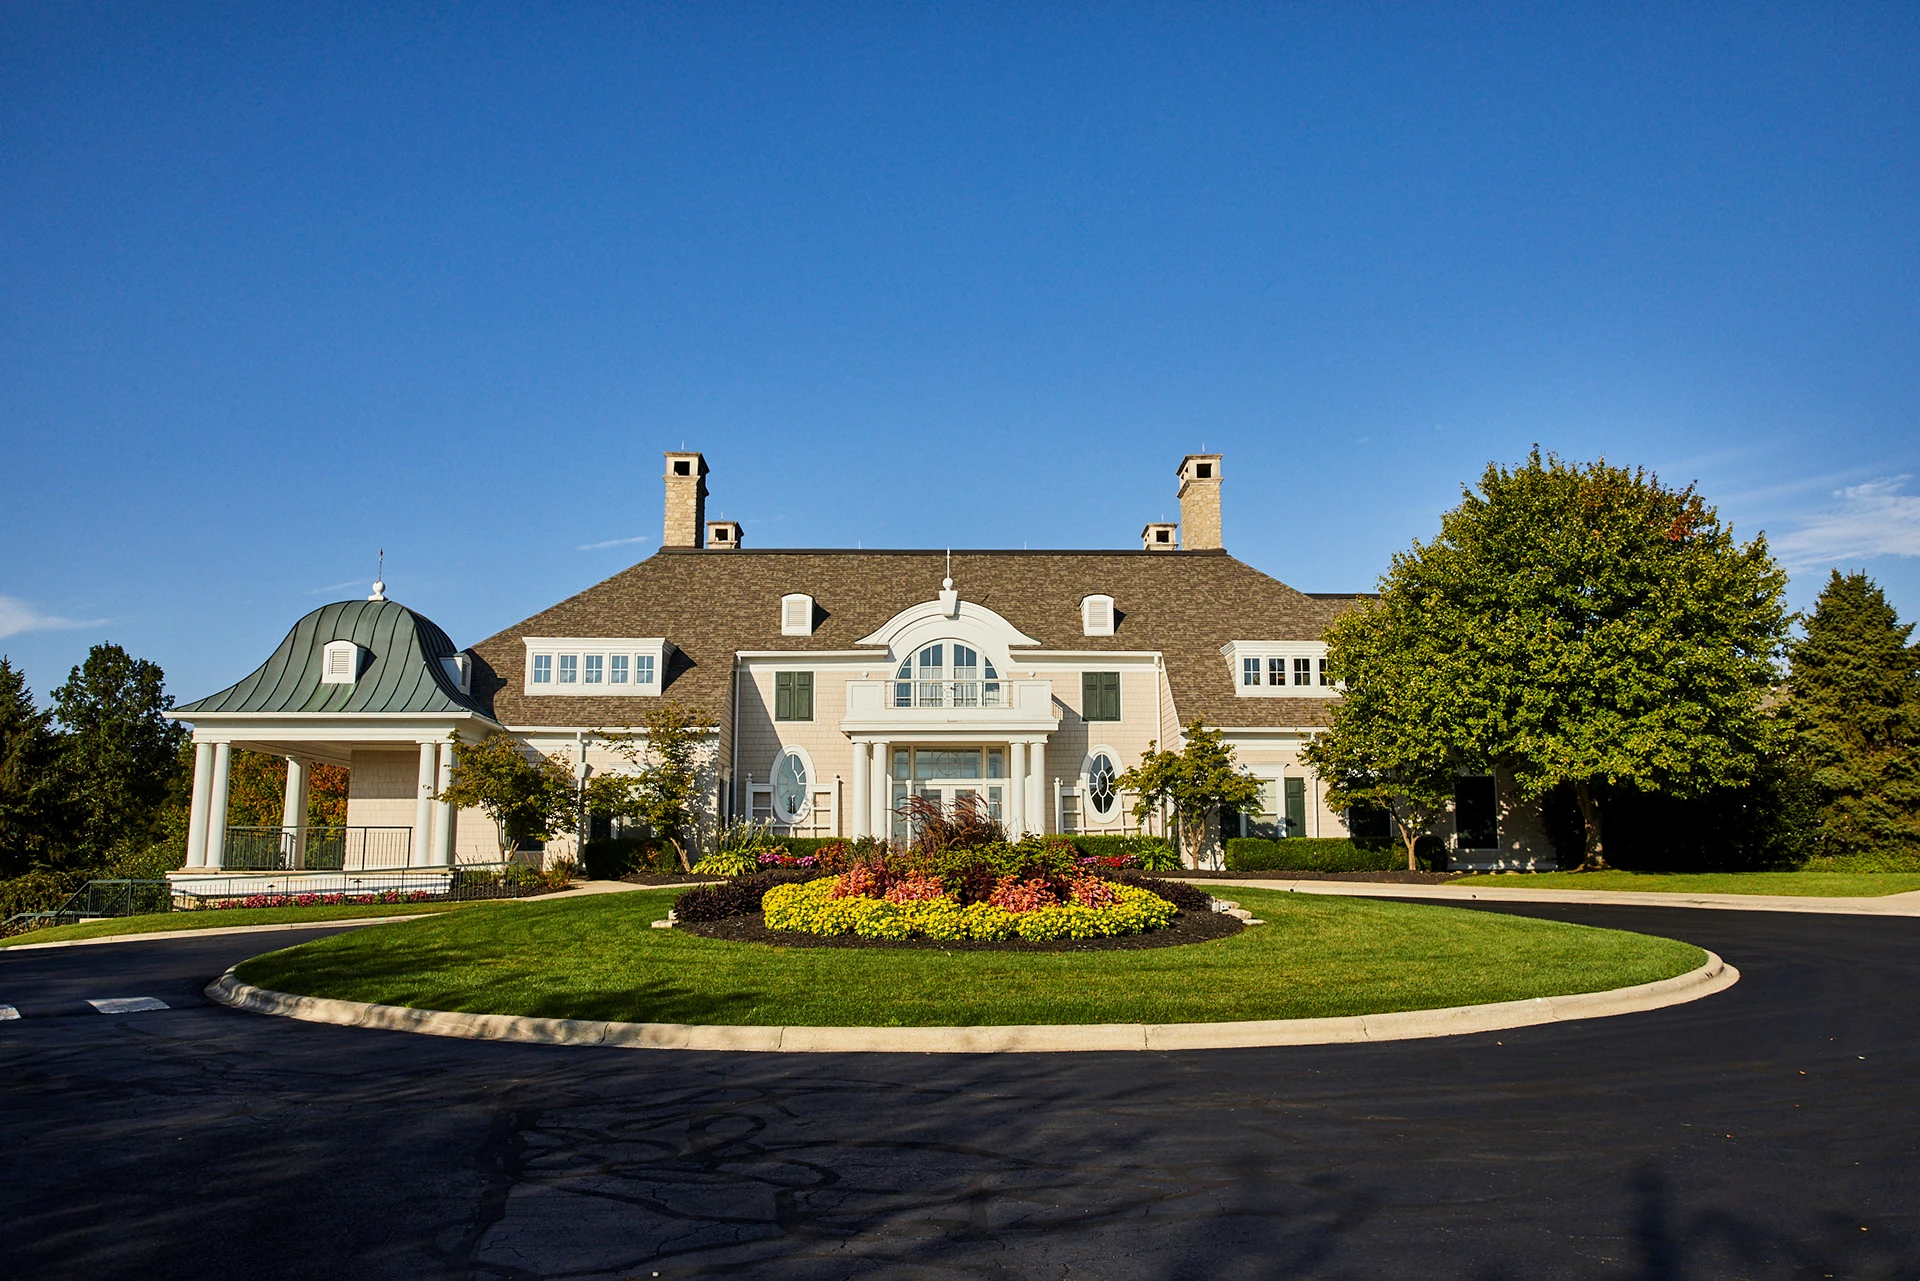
[578,534,653,551]
[0,596,105,639]
[1771,476,1920,570]
[306,579,367,596]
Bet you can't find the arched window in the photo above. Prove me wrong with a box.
[893,642,1002,707]
[1084,750,1119,819]
[773,749,811,824]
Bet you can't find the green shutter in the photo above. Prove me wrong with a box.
[795,671,813,721]
[1083,672,1120,721]
[1284,777,1307,838]
[774,672,792,721]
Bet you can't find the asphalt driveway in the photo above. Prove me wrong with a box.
[1,904,1914,1280]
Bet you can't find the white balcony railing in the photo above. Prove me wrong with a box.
[842,678,1059,731]
[894,678,1008,709]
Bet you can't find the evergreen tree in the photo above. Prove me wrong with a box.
[0,657,66,877]
[1789,571,1920,860]
[50,643,187,865]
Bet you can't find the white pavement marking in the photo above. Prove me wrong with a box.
[0,1005,19,1020]
[87,997,170,1014]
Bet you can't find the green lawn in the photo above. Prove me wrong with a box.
[1450,870,1920,897]
[2,901,476,947]
[232,887,1706,1026]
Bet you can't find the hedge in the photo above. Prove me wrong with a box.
[579,838,682,879]
[1224,837,1404,873]
[764,832,1179,867]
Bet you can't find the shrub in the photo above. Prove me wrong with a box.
[1064,834,1180,871]
[673,869,818,922]
[1112,871,1214,913]
[0,869,84,920]
[1224,837,1401,873]
[691,849,760,877]
[1799,851,1920,873]
[579,837,675,879]
[761,877,1176,942]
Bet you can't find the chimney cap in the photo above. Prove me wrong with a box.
[706,519,743,549]
[664,451,709,480]
[1178,453,1222,482]
[1141,522,1179,551]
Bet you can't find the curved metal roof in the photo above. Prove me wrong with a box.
[176,598,493,717]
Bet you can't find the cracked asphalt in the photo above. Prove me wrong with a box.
[2,903,1915,1280]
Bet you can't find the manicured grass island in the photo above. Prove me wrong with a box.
[232,887,1707,1027]
[2,900,477,947]
[1450,870,1920,897]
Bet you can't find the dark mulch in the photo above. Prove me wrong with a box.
[677,907,1245,953]
[1181,870,1462,884]
[615,873,719,886]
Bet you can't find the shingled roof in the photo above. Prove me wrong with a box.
[178,598,494,718]
[468,549,1360,730]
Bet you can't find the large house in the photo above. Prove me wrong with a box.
[165,451,1551,890]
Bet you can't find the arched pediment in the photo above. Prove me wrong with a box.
[854,599,1041,663]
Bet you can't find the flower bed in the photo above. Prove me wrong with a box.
[189,889,437,911]
[762,874,1177,942]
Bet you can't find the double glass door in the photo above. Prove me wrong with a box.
[889,745,1007,842]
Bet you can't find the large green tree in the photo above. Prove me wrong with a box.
[1788,570,1920,860]
[1115,721,1263,869]
[0,657,66,877]
[51,643,187,866]
[1300,602,1459,870]
[1313,451,1789,869]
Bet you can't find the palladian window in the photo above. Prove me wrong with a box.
[893,643,1002,708]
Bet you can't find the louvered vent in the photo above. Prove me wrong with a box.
[781,593,815,637]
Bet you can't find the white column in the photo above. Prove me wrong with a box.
[1007,741,1027,836]
[186,741,215,868]
[204,742,233,870]
[282,757,310,869]
[1028,740,1047,836]
[849,741,870,840]
[871,740,891,841]
[433,741,456,867]
[413,741,438,868]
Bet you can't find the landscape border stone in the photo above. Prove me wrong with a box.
[204,949,1737,1054]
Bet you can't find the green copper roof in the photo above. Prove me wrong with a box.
[176,598,492,718]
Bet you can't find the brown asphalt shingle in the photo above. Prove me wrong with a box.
[468,549,1362,730]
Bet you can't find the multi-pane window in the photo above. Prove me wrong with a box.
[531,655,553,684]
[1319,658,1331,686]
[609,655,629,684]
[558,655,579,683]
[636,654,656,685]
[774,671,814,721]
[1082,672,1121,722]
[584,655,604,684]
[1294,657,1312,686]
[1242,657,1260,686]
[1268,657,1287,686]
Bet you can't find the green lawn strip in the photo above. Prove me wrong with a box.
[1449,870,1920,897]
[2,901,477,947]
[233,887,1706,1027]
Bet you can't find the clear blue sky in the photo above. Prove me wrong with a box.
[4,4,1917,705]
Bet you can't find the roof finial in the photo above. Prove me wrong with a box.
[369,549,387,602]
[943,547,952,591]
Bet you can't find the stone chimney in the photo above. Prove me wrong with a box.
[706,520,743,549]
[1177,454,1222,550]
[1141,522,1179,552]
[663,452,708,548]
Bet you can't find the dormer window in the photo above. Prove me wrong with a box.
[1081,594,1116,637]
[321,641,361,685]
[523,637,668,695]
[781,593,814,637]
[440,653,472,695]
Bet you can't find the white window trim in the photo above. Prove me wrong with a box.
[321,641,362,685]
[522,637,670,696]
[1220,640,1335,697]
[781,593,815,637]
[1081,594,1116,637]
[1081,745,1124,826]
[770,745,816,824]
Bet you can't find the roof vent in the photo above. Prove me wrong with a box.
[781,593,815,637]
[322,640,363,685]
[1081,594,1116,637]
[440,653,472,695]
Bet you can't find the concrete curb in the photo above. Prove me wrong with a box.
[1185,878,1920,917]
[203,949,1737,1054]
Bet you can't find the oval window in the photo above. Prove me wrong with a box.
[774,751,811,823]
[1087,753,1117,816]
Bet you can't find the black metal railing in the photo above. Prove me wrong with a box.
[221,825,413,871]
